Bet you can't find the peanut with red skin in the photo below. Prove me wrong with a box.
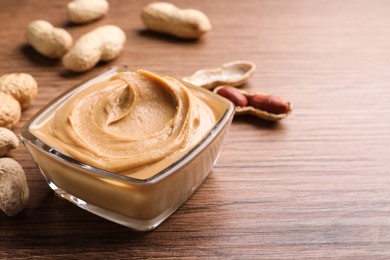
[247,94,290,115]
[214,86,291,121]
[216,86,248,107]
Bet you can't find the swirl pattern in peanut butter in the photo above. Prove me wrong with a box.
[32,70,219,177]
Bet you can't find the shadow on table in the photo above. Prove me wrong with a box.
[233,114,290,131]
[0,176,223,253]
[19,44,61,68]
[19,43,114,79]
[57,61,113,79]
[136,29,202,44]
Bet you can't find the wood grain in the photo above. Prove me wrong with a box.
[1,0,390,258]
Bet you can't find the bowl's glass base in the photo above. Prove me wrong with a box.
[47,180,175,231]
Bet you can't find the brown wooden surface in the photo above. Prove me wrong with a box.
[1,0,390,258]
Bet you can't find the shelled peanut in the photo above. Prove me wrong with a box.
[0,73,38,129]
[0,128,19,157]
[67,0,109,24]
[0,128,29,217]
[62,25,126,72]
[141,2,211,39]
[214,86,292,121]
[0,158,29,216]
[26,20,73,59]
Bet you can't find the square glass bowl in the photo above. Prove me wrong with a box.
[20,66,234,231]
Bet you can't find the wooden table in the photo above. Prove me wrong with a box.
[1,0,390,258]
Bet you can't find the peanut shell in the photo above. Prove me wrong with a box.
[183,61,256,90]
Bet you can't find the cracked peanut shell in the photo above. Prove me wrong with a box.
[183,61,256,90]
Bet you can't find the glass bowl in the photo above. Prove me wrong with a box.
[20,66,234,231]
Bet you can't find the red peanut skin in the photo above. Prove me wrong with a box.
[216,87,248,107]
[247,94,290,114]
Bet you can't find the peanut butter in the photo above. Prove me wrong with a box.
[31,69,222,180]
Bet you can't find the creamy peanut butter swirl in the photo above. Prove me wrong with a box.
[32,70,219,177]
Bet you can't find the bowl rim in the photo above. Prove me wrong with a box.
[20,66,235,184]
